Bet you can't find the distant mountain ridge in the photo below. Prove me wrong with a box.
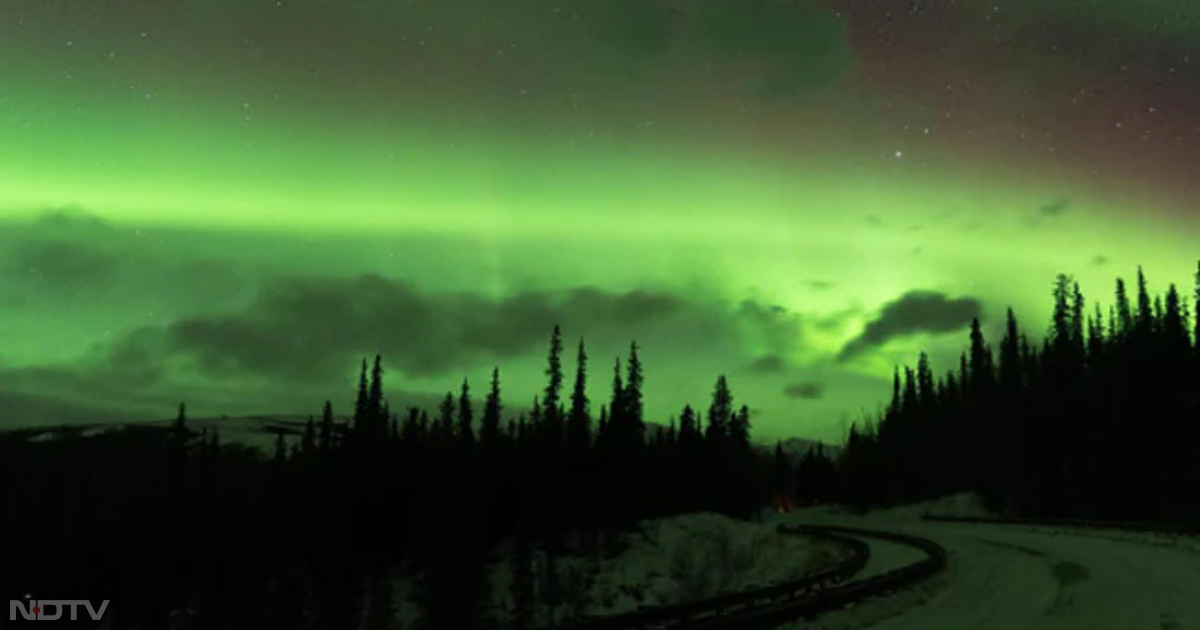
[641,421,840,460]
[766,436,842,460]
[7,414,843,460]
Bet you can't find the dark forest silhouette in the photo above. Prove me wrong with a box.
[839,263,1200,522]
[0,327,789,630]
[4,262,1198,629]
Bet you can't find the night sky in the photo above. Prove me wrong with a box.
[2,0,1199,442]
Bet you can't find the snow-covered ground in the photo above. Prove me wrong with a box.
[387,511,842,628]
[773,493,1200,630]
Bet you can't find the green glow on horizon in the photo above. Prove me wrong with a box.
[3,66,1198,442]
[5,94,1196,312]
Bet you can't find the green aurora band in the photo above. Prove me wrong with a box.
[1,0,1198,441]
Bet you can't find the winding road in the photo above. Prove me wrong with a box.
[773,508,1200,630]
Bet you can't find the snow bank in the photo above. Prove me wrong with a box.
[772,568,952,630]
[878,492,997,521]
[387,512,839,628]
[581,513,833,613]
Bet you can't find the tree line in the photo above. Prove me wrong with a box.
[839,263,1200,522]
[0,326,809,630]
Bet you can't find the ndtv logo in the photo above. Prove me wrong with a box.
[9,599,109,621]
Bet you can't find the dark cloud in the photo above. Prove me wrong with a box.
[746,354,786,374]
[1027,198,1071,227]
[0,390,158,430]
[783,381,824,400]
[838,290,984,362]
[29,206,115,232]
[1039,199,1070,216]
[733,299,805,357]
[0,272,821,429]
[160,275,678,381]
[0,362,457,430]
[0,209,259,309]
[1,210,128,296]
[57,274,810,389]
[7,240,123,290]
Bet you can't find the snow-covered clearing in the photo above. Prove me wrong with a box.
[389,511,843,628]
[774,493,1200,630]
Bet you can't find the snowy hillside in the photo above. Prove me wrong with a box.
[757,436,843,461]
[14,414,322,451]
[16,416,843,466]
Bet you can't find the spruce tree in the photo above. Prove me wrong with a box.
[480,368,503,449]
[770,441,793,504]
[402,407,421,443]
[437,393,455,442]
[302,417,317,455]
[1193,261,1200,352]
[320,401,335,451]
[567,339,591,452]
[1070,280,1086,355]
[543,326,565,446]
[369,354,385,438]
[968,318,995,393]
[728,405,750,446]
[1135,266,1153,336]
[999,308,1022,393]
[419,409,431,436]
[458,378,474,444]
[884,368,901,428]
[624,342,645,441]
[1087,304,1106,368]
[943,370,959,405]
[596,405,609,444]
[606,359,624,449]
[966,316,997,492]
[1164,284,1188,354]
[678,404,698,445]
[916,352,935,408]
[1115,277,1134,338]
[528,397,543,446]
[610,358,624,425]
[1051,274,1073,352]
[173,402,188,434]
[705,375,733,443]
[354,358,369,434]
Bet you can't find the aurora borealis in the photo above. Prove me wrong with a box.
[2,0,1199,442]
